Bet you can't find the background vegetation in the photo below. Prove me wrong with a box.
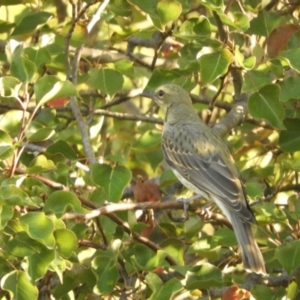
[0,0,300,299]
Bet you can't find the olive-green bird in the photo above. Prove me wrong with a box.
[142,84,266,275]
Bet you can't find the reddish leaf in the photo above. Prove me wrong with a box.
[222,285,251,300]
[133,175,162,203]
[46,97,68,108]
[267,24,300,56]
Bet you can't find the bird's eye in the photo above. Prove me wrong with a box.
[158,90,165,97]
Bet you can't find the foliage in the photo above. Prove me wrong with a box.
[0,0,300,299]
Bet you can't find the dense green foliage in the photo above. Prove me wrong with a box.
[0,0,300,299]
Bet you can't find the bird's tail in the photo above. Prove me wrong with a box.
[230,214,267,275]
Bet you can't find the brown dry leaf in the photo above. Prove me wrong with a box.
[267,24,300,56]
[222,285,251,300]
[133,175,162,203]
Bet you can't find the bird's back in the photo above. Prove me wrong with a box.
[162,119,256,223]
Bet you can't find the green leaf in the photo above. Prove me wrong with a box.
[0,206,14,230]
[281,49,300,73]
[0,130,13,159]
[278,77,300,102]
[1,270,38,300]
[175,17,211,42]
[0,76,22,98]
[0,0,22,4]
[92,255,119,294]
[127,0,157,16]
[91,164,132,202]
[159,169,178,188]
[279,119,300,152]
[27,247,55,282]
[197,0,223,11]
[132,244,167,271]
[0,185,37,207]
[7,232,44,257]
[25,121,55,142]
[54,229,77,258]
[132,130,161,152]
[157,0,182,28]
[145,68,191,91]
[89,68,124,97]
[245,181,265,199]
[251,285,286,300]
[24,47,51,69]
[146,273,182,300]
[178,43,201,71]
[47,140,77,160]
[34,76,80,106]
[108,0,132,17]
[275,240,300,274]
[247,11,287,36]
[160,238,184,265]
[248,84,285,129]
[218,12,249,30]
[44,191,87,218]
[199,49,234,85]
[185,263,223,289]
[19,212,55,248]
[0,20,15,33]
[27,155,56,174]
[242,70,273,93]
[114,60,134,78]
[11,12,53,36]
[10,55,37,82]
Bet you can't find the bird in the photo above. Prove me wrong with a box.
[141,84,266,275]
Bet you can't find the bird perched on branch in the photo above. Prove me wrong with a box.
[141,84,266,275]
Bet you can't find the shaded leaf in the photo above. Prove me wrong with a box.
[185,263,223,289]
[248,84,285,129]
[89,68,124,97]
[11,12,53,36]
[278,77,300,102]
[275,240,300,274]
[92,255,119,294]
[27,248,55,282]
[280,49,300,73]
[279,119,300,152]
[91,164,132,202]
[242,70,273,92]
[146,273,182,300]
[199,49,234,85]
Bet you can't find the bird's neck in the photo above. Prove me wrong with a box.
[165,104,200,125]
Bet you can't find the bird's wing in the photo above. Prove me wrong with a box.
[162,125,255,222]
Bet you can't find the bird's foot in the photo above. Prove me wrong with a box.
[198,204,213,220]
[177,194,202,221]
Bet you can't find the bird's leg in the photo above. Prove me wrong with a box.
[177,194,203,221]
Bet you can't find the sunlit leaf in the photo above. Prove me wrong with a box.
[1,270,38,300]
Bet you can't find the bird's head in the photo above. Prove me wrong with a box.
[141,84,192,111]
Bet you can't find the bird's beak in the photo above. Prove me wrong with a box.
[141,90,155,99]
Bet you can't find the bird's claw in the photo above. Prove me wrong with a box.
[177,194,202,221]
[199,204,213,220]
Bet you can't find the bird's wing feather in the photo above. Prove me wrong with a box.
[162,125,255,222]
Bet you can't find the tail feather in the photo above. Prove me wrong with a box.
[230,214,266,275]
